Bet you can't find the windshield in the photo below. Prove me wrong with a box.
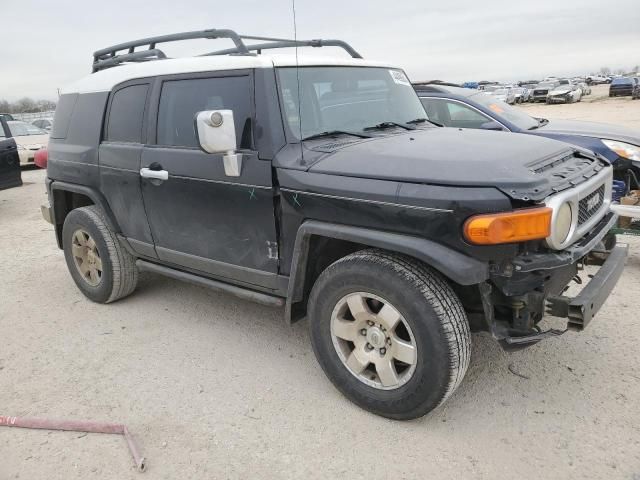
[537,83,555,89]
[612,78,632,85]
[7,121,47,136]
[493,89,508,95]
[276,67,427,140]
[470,92,538,130]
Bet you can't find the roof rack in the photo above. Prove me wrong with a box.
[92,29,363,73]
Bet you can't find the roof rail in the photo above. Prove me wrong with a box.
[92,29,362,73]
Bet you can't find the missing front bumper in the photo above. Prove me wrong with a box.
[546,243,628,330]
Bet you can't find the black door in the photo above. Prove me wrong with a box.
[140,71,280,290]
[0,120,21,190]
[99,81,158,258]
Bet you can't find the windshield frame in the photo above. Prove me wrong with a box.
[274,65,429,143]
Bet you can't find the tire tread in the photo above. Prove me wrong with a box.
[327,249,471,410]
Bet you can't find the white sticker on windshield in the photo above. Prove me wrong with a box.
[389,69,411,86]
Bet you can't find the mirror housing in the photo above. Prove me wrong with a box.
[480,120,504,131]
[196,110,242,176]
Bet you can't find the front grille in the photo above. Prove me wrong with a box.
[578,184,605,225]
[534,89,548,95]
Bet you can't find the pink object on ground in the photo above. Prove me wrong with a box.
[0,415,146,472]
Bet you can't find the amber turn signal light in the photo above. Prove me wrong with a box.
[463,207,552,245]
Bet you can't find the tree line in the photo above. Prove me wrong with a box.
[596,66,639,76]
[0,98,57,114]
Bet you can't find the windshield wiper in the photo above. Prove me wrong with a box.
[528,117,549,130]
[409,117,443,127]
[301,130,372,141]
[364,121,415,131]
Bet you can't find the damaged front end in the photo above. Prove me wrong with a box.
[480,212,627,350]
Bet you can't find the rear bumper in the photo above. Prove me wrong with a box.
[546,243,628,330]
[41,203,53,224]
[18,150,39,165]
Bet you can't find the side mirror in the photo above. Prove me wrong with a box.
[480,120,504,131]
[196,110,242,177]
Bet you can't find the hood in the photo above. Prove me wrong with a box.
[539,119,640,146]
[307,128,602,202]
[13,134,49,148]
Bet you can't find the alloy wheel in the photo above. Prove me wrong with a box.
[71,229,103,286]
[330,292,418,390]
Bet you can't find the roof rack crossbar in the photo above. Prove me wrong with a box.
[92,29,362,72]
[203,39,363,59]
[92,29,249,72]
[94,49,168,71]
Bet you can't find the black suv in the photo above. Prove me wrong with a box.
[42,30,627,420]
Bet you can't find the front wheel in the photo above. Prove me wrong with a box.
[308,250,471,420]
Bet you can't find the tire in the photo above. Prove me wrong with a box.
[62,206,138,303]
[308,249,471,420]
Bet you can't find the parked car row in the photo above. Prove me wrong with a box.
[475,78,593,105]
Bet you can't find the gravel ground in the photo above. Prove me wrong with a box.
[1,88,639,479]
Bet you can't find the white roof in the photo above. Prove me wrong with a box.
[62,54,396,94]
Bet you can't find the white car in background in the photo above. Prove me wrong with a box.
[6,121,49,165]
[546,84,582,104]
[491,87,516,104]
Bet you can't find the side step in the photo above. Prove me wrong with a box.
[136,260,285,308]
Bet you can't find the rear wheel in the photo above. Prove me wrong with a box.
[62,206,138,303]
[308,249,471,420]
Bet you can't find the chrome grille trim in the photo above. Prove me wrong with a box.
[578,184,605,225]
[544,167,613,250]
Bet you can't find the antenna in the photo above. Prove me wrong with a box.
[292,0,305,164]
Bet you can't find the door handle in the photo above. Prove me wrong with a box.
[140,167,168,181]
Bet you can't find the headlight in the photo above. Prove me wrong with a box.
[601,139,640,161]
[551,90,569,95]
[555,202,573,244]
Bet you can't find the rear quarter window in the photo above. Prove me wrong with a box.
[50,93,78,139]
[106,84,149,143]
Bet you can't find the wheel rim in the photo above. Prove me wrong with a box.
[330,292,418,390]
[71,229,103,287]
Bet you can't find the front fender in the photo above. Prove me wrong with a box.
[284,220,489,323]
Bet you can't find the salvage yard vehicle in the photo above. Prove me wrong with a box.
[531,81,558,102]
[32,118,55,131]
[0,133,21,190]
[413,84,640,179]
[609,77,638,97]
[4,120,48,165]
[546,83,582,104]
[42,29,627,420]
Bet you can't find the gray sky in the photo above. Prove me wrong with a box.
[1,0,638,101]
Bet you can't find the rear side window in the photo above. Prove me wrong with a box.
[106,84,148,143]
[51,93,78,139]
[156,76,252,148]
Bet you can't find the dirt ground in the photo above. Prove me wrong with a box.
[1,86,640,480]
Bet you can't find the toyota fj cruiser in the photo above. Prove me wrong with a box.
[42,29,627,420]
